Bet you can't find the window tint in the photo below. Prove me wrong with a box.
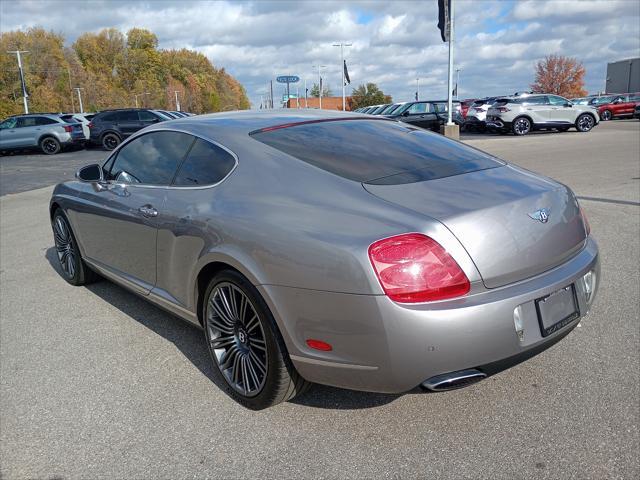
[628,94,640,101]
[138,110,159,122]
[522,96,548,105]
[119,111,139,121]
[407,103,428,114]
[17,117,38,127]
[36,116,60,125]
[548,95,568,105]
[251,119,504,185]
[108,131,194,185]
[173,139,236,186]
[99,112,118,122]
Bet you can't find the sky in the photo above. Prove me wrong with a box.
[1,0,639,108]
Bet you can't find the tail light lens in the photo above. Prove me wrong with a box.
[88,122,94,129]
[579,205,591,236]
[368,233,470,303]
[63,125,73,133]
[497,107,510,113]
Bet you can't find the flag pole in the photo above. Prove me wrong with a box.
[447,0,455,125]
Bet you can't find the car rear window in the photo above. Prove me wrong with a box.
[250,119,504,185]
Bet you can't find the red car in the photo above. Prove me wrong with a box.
[597,93,640,120]
[460,99,476,119]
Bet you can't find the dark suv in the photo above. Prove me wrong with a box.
[385,100,463,132]
[88,109,167,150]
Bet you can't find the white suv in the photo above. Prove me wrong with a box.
[486,94,600,135]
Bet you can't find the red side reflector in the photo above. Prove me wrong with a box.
[306,339,332,351]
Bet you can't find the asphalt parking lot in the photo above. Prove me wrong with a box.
[1,120,639,479]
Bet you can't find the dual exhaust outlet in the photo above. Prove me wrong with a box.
[421,369,487,392]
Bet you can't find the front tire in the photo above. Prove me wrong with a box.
[600,109,612,121]
[203,270,310,410]
[102,133,121,150]
[512,117,531,136]
[40,137,61,155]
[51,210,99,286]
[576,114,595,132]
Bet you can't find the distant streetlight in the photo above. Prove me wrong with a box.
[7,50,29,113]
[332,42,352,111]
[134,92,150,108]
[74,87,85,113]
[174,90,181,111]
[455,67,462,100]
[312,64,327,109]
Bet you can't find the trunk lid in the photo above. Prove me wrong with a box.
[364,165,587,288]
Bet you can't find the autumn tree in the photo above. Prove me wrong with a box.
[309,82,332,98]
[350,83,392,109]
[530,54,587,98]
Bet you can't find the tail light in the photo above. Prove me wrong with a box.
[88,122,94,129]
[497,107,510,113]
[368,233,470,303]
[579,205,591,236]
[63,125,73,133]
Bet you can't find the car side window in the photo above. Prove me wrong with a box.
[548,95,568,106]
[138,110,159,122]
[119,111,139,122]
[0,118,18,129]
[407,103,428,114]
[522,96,547,106]
[629,94,640,101]
[108,131,195,185]
[17,117,37,127]
[36,117,59,126]
[173,138,236,186]
[100,112,117,122]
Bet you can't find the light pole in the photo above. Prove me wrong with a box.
[416,77,420,101]
[74,87,85,113]
[312,65,326,109]
[333,43,352,111]
[7,50,29,113]
[455,68,461,100]
[174,91,181,111]
[134,92,150,108]
[446,0,456,126]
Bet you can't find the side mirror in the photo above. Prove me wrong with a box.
[402,111,410,117]
[76,164,103,183]
[564,102,572,107]
[151,118,160,123]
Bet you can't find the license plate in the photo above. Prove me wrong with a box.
[535,284,580,337]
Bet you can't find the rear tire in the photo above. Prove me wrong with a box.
[40,137,61,155]
[600,109,612,121]
[51,210,100,286]
[102,133,121,150]
[512,117,531,136]
[203,270,311,410]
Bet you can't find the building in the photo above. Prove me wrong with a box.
[285,96,353,111]
[605,58,640,93]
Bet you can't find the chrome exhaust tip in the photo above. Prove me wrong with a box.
[421,369,487,392]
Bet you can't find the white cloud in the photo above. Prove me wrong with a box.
[1,0,639,107]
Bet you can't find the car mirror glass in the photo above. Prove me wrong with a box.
[76,164,103,183]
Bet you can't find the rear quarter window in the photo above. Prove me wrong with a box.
[250,119,504,185]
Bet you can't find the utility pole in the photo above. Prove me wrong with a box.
[74,87,84,113]
[333,43,352,111]
[174,91,181,111]
[7,50,29,113]
[134,92,149,108]
[447,0,455,126]
[313,65,326,109]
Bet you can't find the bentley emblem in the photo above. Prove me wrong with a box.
[528,208,550,223]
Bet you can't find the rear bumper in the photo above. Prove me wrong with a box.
[262,237,599,393]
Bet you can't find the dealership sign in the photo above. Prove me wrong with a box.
[276,75,300,84]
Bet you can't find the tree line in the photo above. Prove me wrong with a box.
[0,27,250,118]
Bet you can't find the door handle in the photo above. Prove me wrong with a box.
[138,205,158,217]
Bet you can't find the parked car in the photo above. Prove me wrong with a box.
[380,102,407,115]
[170,111,187,118]
[155,109,180,119]
[387,100,463,132]
[67,113,96,140]
[596,93,640,120]
[463,97,499,131]
[50,110,599,409]
[486,94,599,135]
[369,104,392,115]
[460,99,477,119]
[0,113,85,155]
[634,104,640,120]
[88,109,168,150]
[361,105,382,114]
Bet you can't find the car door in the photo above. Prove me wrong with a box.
[70,130,195,293]
[521,96,551,124]
[138,110,163,129]
[0,117,20,149]
[400,102,438,130]
[547,95,576,123]
[11,117,41,147]
[116,110,143,137]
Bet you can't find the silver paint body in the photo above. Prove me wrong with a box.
[50,110,600,393]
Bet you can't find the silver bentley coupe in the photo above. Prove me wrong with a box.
[50,110,599,409]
